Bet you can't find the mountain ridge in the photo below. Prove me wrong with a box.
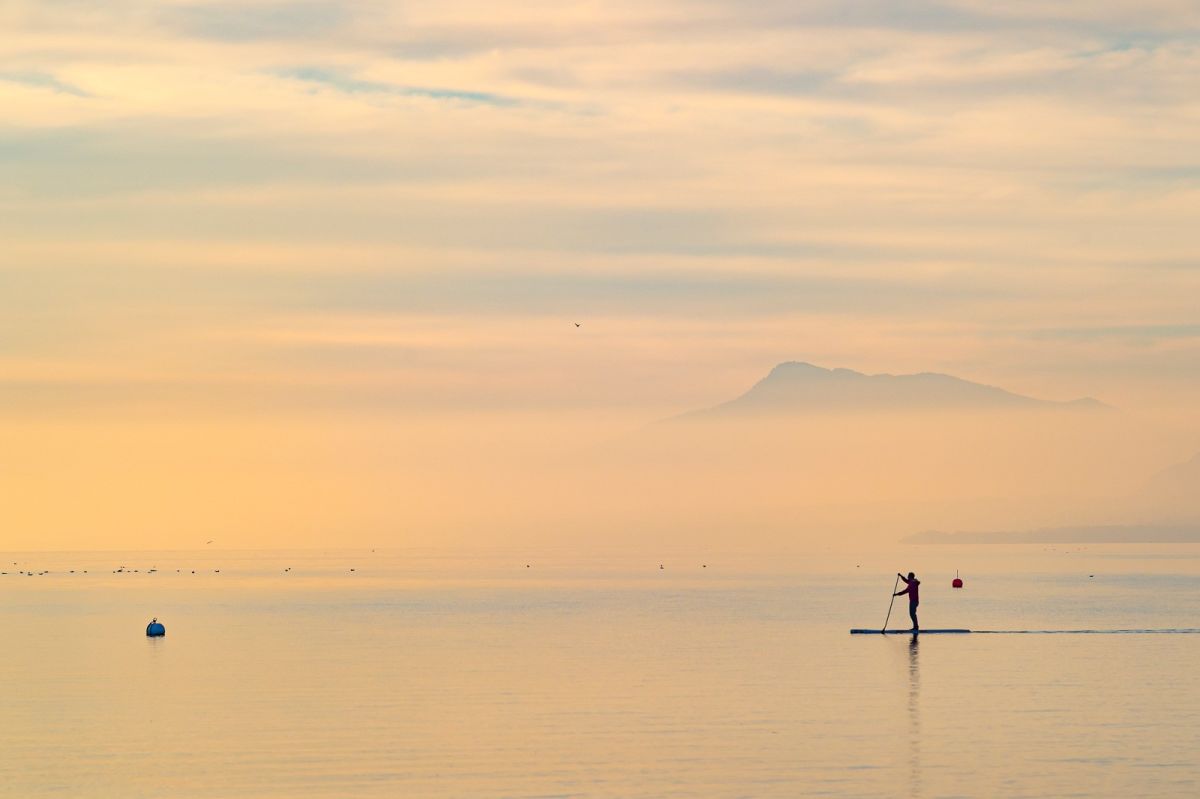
[678,361,1109,418]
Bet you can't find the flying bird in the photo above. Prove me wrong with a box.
[574,322,581,327]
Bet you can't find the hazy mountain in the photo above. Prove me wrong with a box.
[1139,451,1200,518]
[679,362,1108,418]
[1147,451,1200,491]
[903,449,1200,545]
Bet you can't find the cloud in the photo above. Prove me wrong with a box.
[0,71,90,97]
[1029,324,1200,343]
[3,0,1200,423]
[165,1,347,42]
[276,66,519,105]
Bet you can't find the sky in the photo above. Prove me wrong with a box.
[3,1,1199,549]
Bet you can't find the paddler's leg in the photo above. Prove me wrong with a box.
[909,601,919,631]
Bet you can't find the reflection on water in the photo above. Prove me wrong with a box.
[3,550,1200,798]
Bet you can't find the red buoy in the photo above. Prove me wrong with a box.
[952,570,963,588]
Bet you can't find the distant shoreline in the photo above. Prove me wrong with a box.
[906,525,1200,545]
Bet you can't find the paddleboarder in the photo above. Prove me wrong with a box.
[894,572,920,631]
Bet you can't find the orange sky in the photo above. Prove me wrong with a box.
[3,1,1199,549]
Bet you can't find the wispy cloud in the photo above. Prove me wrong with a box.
[0,71,90,97]
[1030,324,1200,343]
[165,1,346,42]
[4,0,1200,423]
[277,66,519,106]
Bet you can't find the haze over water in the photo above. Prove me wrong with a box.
[5,547,1200,798]
[6,1,1200,796]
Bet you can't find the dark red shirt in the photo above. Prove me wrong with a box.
[901,578,920,603]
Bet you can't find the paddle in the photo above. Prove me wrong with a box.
[881,574,900,634]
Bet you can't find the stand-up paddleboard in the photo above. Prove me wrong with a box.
[850,629,970,635]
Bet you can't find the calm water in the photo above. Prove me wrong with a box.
[3,547,1200,798]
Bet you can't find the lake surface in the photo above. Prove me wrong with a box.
[3,547,1200,797]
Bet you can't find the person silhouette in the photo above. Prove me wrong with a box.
[894,572,921,631]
